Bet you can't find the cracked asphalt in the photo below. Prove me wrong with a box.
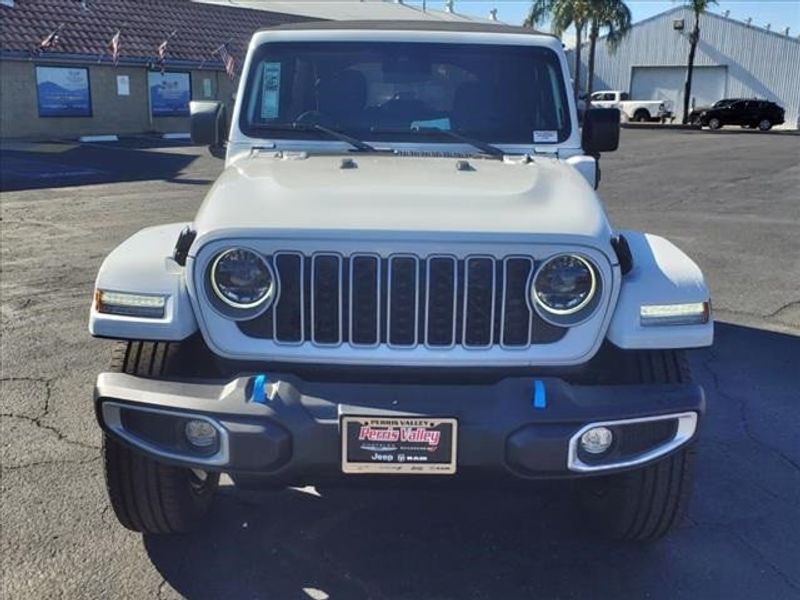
[1,130,799,599]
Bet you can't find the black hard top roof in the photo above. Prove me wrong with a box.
[260,19,553,38]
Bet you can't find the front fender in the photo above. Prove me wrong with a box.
[89,223,198,340]
[607,231,713,349]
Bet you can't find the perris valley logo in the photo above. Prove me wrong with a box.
[358,424,441,447]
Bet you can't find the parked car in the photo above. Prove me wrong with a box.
[689,98,785,130]
[89,21,713,541]
[589,90,674,122]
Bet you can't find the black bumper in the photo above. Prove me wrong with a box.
[95,372,704,484]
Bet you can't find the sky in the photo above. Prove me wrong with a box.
[407,1,800,42]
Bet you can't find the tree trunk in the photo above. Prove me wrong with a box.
[573,23,583,100]
[587,18,599,97]
[682,15,701,123]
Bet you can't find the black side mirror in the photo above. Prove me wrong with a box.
[582,108,620,154]
[190,100,228,159]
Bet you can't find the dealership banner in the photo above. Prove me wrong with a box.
[148,71,191,117]
[36,66,91,117]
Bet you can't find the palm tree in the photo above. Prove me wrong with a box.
[525,0,591,99]
[585,0,632,97]
[682,0,717,123]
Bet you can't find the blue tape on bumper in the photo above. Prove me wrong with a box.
[533,380,547,409]
[251,374,268,404]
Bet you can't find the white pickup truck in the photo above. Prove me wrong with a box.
[589,90,674,123]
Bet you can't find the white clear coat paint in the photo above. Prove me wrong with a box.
[90,25,714,358]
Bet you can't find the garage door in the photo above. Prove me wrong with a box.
[631,66,727,120]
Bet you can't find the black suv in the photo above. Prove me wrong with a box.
[689,98,785,131]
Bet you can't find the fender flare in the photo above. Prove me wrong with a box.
[607,231,713,349]
[89,223,198,340]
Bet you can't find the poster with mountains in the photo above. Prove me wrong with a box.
[149,72,191,117]
[36,67,91,117]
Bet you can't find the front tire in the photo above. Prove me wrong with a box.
[578,350,697,541]
[102,341,220,534]
[708,117,722,130]
[757,118,772,131]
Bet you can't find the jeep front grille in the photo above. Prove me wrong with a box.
[238,253,566,348]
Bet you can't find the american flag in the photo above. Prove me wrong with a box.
[156,31,176,72]
[214,42,237,79]
[108,30,121,65]
[39,24,64,52]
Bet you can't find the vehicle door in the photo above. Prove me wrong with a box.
[591,92,616,109]
[722,101,747,125]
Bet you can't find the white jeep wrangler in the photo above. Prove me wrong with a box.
[90,21,712,540]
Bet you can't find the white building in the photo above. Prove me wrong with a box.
[571,6,800,128]
[195,0,501,24]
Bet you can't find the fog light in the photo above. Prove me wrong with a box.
[184,419,218,448]
[580,426,614,454]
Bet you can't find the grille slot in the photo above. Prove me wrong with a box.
[239,253,566,348]
[463,257,495,348]
[274,252,303,343]
[387,256,419,347]
[425,256,457,347]
[501,257,534,347]
[311,254,342,345]
[349,255,381,346]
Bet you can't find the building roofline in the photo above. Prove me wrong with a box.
[584,5,799,46]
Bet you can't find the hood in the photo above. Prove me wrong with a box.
[193,153,611,244]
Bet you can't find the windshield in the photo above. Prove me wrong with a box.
[240,41,571,147]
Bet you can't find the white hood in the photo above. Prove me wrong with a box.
[193,153,612,244]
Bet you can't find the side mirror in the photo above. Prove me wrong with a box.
[582,108,620,154]
[190,100,228,159]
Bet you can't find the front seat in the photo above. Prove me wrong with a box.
[316,69,368,128]
[451,81,502,133]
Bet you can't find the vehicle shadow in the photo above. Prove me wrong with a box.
[0,139,215,192]
[144,322,800,599]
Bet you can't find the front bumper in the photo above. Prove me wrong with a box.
[95,372,704,484]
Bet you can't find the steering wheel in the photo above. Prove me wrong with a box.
[294,110,325,125]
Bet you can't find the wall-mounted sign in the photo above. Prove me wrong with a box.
[148,71,191,117]
[116,75,130,96]
[36,66,91,117]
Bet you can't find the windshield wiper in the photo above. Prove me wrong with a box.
[251,122,377,153]
[370,127,505,157]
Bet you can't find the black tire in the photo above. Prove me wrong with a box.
[103,340,220,534]
[578,350,697,541]
[757,118,772,131]
[633,109,650,123]
[708,117,722,130]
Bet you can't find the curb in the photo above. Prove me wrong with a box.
[78,134,120,142]
[621,123,699,130]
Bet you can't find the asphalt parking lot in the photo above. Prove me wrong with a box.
[1,129,799,599]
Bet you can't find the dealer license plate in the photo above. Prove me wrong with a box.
[341,416,458,475]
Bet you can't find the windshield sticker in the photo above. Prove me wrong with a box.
[260,62,281,119]
[411,117,451,131]
[533,130,558,143]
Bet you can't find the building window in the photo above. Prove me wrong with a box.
[148,71,192,117]
[35,66,92,117]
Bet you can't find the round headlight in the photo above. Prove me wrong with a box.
[210,248,274,309]
[532,254,597,316]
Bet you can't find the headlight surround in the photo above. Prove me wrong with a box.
[532,254,600,325]
[209,248,275,312]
